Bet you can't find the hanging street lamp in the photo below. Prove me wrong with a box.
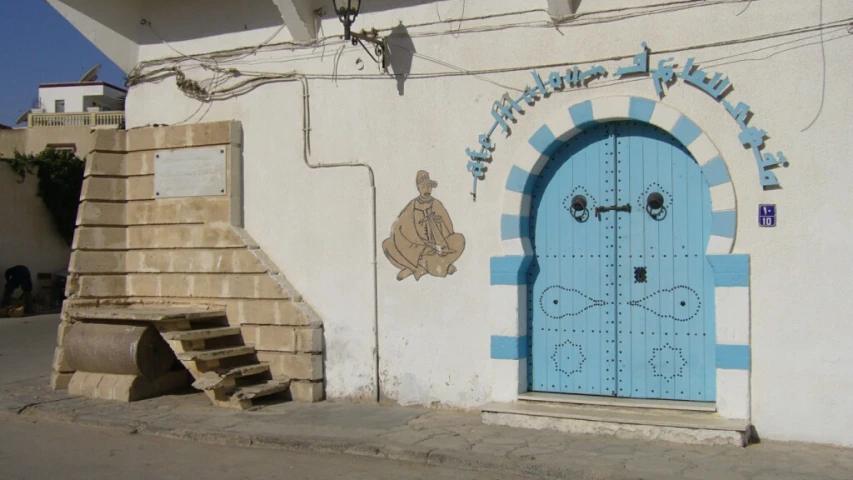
[331,0,388,73]
[333,0,361,41]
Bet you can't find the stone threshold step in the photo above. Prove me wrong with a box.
[519,392,716,412]
[481,402,751,447]
[67,306,226,323]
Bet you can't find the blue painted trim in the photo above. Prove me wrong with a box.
[708,254,749,287]
[701,157,731,187]
[501,215,530,240]
[628,97,656,122]
[716,344,750,370]
[568,101,595,127]
[505,166,538,195]
[529,125,560,156]
[490,256,534,285]
[671,115,702,146]
[491,335,529,359]
[711,210,737,238]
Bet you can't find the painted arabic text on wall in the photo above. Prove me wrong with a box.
[465,42,789,192]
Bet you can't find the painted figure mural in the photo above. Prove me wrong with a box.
[383,171,465,281]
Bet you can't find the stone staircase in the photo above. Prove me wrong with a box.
[65,306,291,409]
[53,121,324,404]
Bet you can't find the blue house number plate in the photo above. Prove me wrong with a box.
[759,204,776,227]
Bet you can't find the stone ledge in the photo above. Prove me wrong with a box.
[64,305,227,323]
[481,402,750,447]
[76,298,308,325]
[126,121,239,152]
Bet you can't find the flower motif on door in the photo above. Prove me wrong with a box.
[648,344,689,382]
[552,340,587,377]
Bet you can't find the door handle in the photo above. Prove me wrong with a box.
[594,203,632,218]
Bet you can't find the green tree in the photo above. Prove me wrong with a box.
[1,149,85,246]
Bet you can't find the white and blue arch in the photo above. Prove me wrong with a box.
[488,96,751,420]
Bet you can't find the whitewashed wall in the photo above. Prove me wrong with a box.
[122,0,853,446]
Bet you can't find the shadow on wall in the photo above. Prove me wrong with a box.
[53,0,285,45]
[138,0,284,44]
[52,0,145,43]
[388,22,415,96]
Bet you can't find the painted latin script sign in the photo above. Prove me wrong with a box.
[465,42,788,194]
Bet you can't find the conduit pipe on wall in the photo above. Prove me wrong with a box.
[293,75,381,403]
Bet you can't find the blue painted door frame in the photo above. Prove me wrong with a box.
[528,121,716,401]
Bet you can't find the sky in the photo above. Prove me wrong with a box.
[0,0,125,127]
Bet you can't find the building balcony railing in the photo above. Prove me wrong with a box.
[29,111,125,128]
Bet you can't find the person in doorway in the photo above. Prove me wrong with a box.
[2,265,34,314]
[383,171,466,281]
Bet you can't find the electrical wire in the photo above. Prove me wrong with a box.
[130,16,852,94]
[131,0,753,71]
[800,0,826,132]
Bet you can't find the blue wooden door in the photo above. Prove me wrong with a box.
[528,121,715,401]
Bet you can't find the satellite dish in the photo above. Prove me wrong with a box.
[79,64,101,82]
[15,110,30,125]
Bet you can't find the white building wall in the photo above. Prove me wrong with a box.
[39,85,109,113]
[119,0,853,445]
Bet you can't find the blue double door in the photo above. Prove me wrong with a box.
[528,121,715,401]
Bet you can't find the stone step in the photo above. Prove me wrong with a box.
[481,401,752,447]
[518,392,717,412]
[66,306,226,324]
[192,363,271,390]
[175,345,255,362]
[161,326,241,342]
[231,378,291,403]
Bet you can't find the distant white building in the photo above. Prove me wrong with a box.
[37,81,126,114]
[17,66,126,128]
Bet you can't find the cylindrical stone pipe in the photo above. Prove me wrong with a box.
[64,322,176,378]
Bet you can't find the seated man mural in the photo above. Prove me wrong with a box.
[383,171,465,281]
[2,265,34,314]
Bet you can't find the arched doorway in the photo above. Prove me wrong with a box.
[527,120,715,402]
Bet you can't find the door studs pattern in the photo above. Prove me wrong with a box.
[627,286,702,322]
[636,183,671,210]
[551,340,587,377]
[539,284,704,321]
[648,344,689,382]
[539,285,607,319]
[563,186,596,223]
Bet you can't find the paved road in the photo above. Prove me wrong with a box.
[0,314,545,479]
[0,415,543,480]
[0,314,60,385]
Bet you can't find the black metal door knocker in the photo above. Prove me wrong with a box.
[646,192,667,221]
[569,195,589,223]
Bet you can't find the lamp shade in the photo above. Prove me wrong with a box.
[333,0,361,17]
[332,0,361,39]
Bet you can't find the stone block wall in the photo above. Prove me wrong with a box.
[55,121,324,402]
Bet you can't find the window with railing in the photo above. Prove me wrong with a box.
[55,100,65,113]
